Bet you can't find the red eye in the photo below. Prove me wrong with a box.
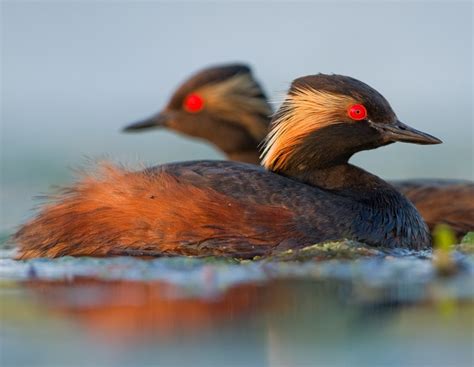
[348,104,367,121]
[184,93,204,113]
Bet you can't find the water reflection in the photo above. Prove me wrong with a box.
[2,276,473,367]
[23,279,273,341]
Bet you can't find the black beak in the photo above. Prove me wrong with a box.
[375,120,442,145]
[122,112,170,132]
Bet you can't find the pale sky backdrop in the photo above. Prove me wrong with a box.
[1,1,473,230]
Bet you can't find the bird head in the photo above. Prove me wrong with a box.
[124,64,272,157]
[261,74,441,172]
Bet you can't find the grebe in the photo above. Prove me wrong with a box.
[124,64,271,164]
[15,73,441,259]
[124,64,474,237]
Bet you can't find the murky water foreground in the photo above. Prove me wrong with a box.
[1,240,473,367]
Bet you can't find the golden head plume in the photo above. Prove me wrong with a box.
[261,87,356,171]
[196,73,272,141]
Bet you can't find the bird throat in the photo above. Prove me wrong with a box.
[279,163,389,198]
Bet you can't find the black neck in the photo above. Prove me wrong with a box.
[226,150,261,165]
[280,163,389,197]
[278,163,430,249]
[205,119,261,159]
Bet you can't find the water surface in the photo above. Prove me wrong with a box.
[1,242,473,367]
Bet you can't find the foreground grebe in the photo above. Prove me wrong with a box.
[15,74,441,259]
[124,64,474,236]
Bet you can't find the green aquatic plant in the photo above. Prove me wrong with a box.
[432,224,457,276]
[457,232,474,254]
[433,224,457,249]
[461,232,474,244]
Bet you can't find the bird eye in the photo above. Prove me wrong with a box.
[183,93,204,113]
[348,104,367,121]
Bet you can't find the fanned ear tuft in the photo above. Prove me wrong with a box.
[260,87,356,171]
[197,73,272,141]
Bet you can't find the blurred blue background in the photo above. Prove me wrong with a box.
[1,1,473,231]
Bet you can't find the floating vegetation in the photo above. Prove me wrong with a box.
[264,240,385,262]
